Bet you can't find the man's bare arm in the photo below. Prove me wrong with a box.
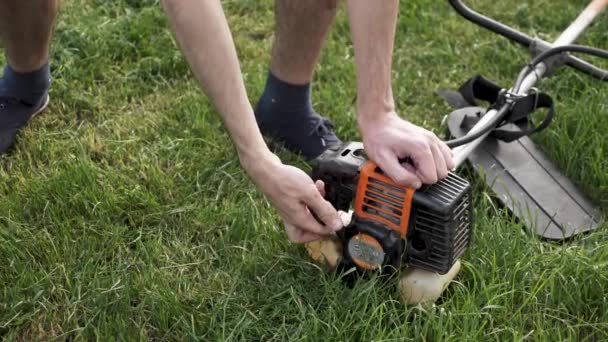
[162,0,268,162]
[161,0,342,242]
[347,0,454,187]
[347,0,398,121]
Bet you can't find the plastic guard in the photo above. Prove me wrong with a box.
[354,162,415,238]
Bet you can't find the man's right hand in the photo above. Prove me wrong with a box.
[241,153,343,243]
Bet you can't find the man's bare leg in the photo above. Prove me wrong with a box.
[270,0,337,84]
[255,0,341,160]
[0,0,58,154]
[0,0,58,72]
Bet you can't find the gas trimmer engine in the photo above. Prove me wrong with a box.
[311,142,473,274]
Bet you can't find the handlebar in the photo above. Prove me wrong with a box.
[448,0,608,81]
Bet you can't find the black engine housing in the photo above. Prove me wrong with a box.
[311,142,473,274]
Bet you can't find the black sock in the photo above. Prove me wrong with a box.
[0,63,50,106]
[255,71,313,121]
[254,71,341,159]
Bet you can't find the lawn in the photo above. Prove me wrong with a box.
[1,0,607,340]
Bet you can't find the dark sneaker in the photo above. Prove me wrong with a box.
[255,110,342,160]
[0,94,49,154]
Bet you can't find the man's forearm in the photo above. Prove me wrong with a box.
[346,0,399,123]
[162,0,270,161]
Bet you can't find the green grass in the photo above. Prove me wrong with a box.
[1,0,607,340]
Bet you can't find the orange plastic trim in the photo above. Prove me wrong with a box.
[354,161,415,238]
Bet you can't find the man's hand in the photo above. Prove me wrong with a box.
[359,112,455,189]
[242,153,343,243]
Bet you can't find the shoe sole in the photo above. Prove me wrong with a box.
[31,94,50,119]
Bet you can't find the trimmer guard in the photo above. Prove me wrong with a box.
[447,107,601,239]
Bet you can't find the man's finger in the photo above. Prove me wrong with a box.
[430,142,448,180]
[303,189,342,231]
[281,198,337,235]
[284,220,325,243]
[411,145,438,184]
[314,180,326,197]
[379,154,422,188]
[437,139,455,170]
[400,160,417,175]
[285,210,327,236]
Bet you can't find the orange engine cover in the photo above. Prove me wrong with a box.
[354,162,415,239]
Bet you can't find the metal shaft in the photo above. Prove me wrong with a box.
[452,0,608,167]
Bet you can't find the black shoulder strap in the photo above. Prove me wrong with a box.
[459,75,503,106]
[438,75,555,142]
[437,75,504,109]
